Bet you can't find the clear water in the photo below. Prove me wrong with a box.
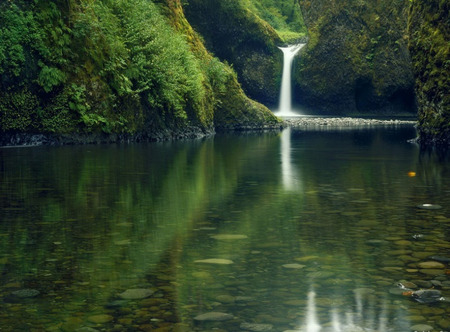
[0,125,449,332]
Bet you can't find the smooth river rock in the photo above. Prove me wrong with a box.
[87,315,113,324]
[282,263,306,269]
[119,288,154,300]
[417,261,445,269]
[195,258,234,265]
[193,312,234,321]
[10,289,40,298]
[240,322,273,331]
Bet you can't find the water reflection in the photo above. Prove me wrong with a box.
[0,125,449,331]
[281,127,302,191]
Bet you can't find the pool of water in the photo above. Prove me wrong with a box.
[0,125,449,332]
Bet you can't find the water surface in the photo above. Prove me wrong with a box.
[1,125,449,331]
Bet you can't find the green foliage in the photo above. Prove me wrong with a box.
[408,0,450,143]
[0,0,279,138]
[37,63,66,92]
[246,0,307,41]
[0,89,40,131]
[38,88,77,133]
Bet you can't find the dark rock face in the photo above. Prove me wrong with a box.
[295,0,416,116]
[408,0,450,145]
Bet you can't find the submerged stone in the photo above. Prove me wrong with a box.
[193,312,234,321]
[119,288,154,300]
[11,289,40,298]
[87,314,113,324]
[419,269,445,276]
[240,322,273,331]
[417,261,445,269]
[282,263,306,269]
[194,258,234,265]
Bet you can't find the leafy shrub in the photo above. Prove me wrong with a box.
[0,89,40,131]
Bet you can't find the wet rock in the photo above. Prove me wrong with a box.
[194,312,234,321]
[410,289,443,303]
[119,289,154,300]
[194,258,234,265]
[417,261,445,269]
[240,322,273,331]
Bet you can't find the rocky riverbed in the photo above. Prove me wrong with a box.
[282,116,416,129]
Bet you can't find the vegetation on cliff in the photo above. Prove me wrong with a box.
[183,0,307,108]
[0,0,279,143]
[295,0,416,115]
[408,0,449,144]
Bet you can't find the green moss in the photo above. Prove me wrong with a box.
[408,0,450,144]
[295,0,415,115]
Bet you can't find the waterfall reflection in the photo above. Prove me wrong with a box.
[293,288,392,332]
[280,127,301,191]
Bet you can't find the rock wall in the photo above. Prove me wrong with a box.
[295,0,416,116]
[408,0,450,145]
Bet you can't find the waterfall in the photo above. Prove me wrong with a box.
[276,44,306,117]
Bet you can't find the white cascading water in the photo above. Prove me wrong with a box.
[276,44,306,117]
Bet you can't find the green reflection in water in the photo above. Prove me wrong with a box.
[0,125,449,331]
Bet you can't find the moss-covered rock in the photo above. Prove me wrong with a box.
[156,0,280,131]
[295,0,416,115]
[408,0,450,145]
[183,0,284,108]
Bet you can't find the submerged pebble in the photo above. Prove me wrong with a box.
[119,289,154,300]
[194,258,234,264]
[193,312,234,321]
[10,289,40,298]
[240,322,273,331]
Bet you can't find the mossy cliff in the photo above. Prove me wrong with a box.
[408,0,450,145]
[0,0,280,145]
[295,0,416,115]
[182,0,285,108]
